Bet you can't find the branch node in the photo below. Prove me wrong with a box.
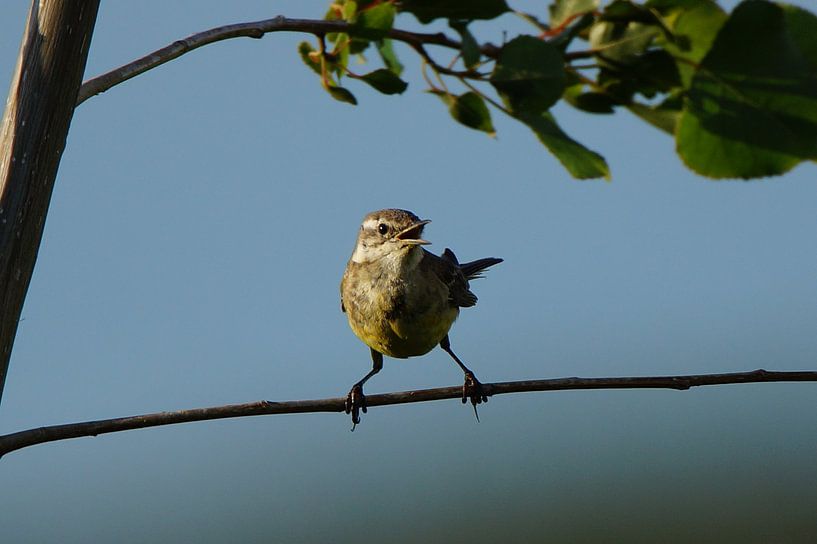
[669,377,691,390]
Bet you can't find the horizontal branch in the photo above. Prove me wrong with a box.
[77,16,500,105]
[1,369,815,458]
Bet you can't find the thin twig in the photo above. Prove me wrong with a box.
[1,369,814,458]
[459,77,512,116]
[408,41,486,79]
[77,16,499,105]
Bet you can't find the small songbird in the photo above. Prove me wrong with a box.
[340,208,502,426]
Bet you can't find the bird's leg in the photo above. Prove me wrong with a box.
[440,335,488,420]
[345,349,384,430]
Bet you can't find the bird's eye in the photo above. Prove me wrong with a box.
[377,223,389,235]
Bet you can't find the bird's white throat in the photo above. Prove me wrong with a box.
[351,242,423,272]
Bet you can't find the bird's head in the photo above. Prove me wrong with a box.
[350,208,431,264]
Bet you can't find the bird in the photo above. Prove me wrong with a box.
[340,208,502,427]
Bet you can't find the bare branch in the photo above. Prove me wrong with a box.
[1,369,814,458]
[77,16,500,105]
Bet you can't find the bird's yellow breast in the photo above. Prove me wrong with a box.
[349,304,459,358]
[342,250,459,358]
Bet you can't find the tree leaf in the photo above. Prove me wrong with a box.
[627,101,679,134]
[352,3,396,40]
[627,49,682,97]
[297,41,322,75]
[349,38,371,56]
[443,92,496,135]
[358,69,408,95]
[489,36,566,115]
[651,0,727,87]
[326,85,358,105]
[677,0,817,178]
[449,21,481,69]
[399,0,509,23]
[600,0,674,41]
[550,0,599,28]
[518,112,610,179]
[342,1,358,21]
[588,19,659,66]
[377,39,404,75]
[567,90,617,113]
[326,33,350,76]
[783,4,817,67]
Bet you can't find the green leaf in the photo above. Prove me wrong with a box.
[677,0,817,178]
[324,1,344,44]
[550,0,599,28]
[323,3,342,21]
[449,21,481,69]
[357,69,408,95]
[326,85,358,105]
[601,0,671,33]
[566,90,616,113]
[518,112,610,179]
[352,3,396,40]
[653,0,727,87]
[377,39,404,75]
[327,34,351,76]
[628,49,681,97]
[439,92,496,135]
[399,0,509,23]
[297,41,322,75]
[342,1,358,21]
[601,0,644,19]
[489,36,566,115]
[563,79,616,113]
[588,19,659,66]
[783,4,817,67]
[627,101,679,134]
[349,38,371,56]
[588,1,681,101]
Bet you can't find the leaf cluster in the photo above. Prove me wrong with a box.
[298,0,817,180]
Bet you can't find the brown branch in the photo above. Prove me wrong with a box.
[77,16,500,105]
[1,369,814,458]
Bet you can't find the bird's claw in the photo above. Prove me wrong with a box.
[462,371,488,421]
[345,383,367,430]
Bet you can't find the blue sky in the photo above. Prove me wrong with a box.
[1,1,816,542]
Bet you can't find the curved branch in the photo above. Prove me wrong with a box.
[77,16,500,105]
[1,369,814,458]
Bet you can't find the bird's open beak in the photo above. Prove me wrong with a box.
[395,219,431,245]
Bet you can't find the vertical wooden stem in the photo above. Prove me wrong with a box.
[0,0,101,404]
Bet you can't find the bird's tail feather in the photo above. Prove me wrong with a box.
[460,257,503,280]
[442,248,503,279]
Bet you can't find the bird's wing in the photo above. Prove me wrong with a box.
[425,248,478,308]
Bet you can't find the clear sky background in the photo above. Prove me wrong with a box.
[1,1,816,542]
